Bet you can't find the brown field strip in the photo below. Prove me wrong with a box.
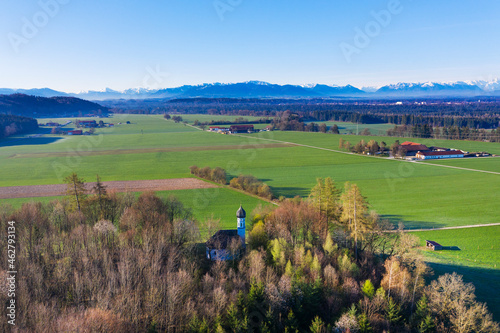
[7,143,292,159]
[0,178,217,199]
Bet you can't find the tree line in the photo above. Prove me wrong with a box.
[386,124,500,142]
[189,166,274,200]
[0,114,39,139]
[0,174,497,332]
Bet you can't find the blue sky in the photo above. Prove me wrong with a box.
[1,0,500,92]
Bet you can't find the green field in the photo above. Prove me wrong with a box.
[0,187,270,234]
[1,114,499,319]
[410,226,500,320]
[1,115,499,230]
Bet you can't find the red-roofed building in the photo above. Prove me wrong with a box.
[400,141,430,156]
[67,130,83,135]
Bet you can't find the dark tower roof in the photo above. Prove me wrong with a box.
[236,205,246,218]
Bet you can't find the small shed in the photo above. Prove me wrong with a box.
[426,240,443,251]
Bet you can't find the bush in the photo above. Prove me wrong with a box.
[229,174,274,200]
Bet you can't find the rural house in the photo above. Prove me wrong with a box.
[206,205,246,261]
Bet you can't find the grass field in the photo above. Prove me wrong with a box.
[0,187,270,235]
[1,115,499,230]
[410,226,500,320]
[1,114,498,319]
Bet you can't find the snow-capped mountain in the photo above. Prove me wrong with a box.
[1,79,499,100]
[468,79,500,92]
[375,81,486,97]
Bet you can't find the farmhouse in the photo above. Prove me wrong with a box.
[209,126,229,133]
[400,141,431,156]
[426,240,443,251]
[229,125,254,133]
[67,130,82,135]
[206,205,246,261]
[416,150,464,160]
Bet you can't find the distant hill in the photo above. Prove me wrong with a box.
[0,94,108,117]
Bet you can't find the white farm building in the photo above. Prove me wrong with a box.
[416,150,464,160]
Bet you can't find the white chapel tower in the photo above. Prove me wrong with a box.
[236,205,246,246]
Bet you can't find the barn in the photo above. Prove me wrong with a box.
[426,240,443,251]
[416,150,464,160]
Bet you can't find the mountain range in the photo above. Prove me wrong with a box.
[2,80,500,101]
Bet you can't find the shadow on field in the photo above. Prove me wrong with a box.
[441,246,461,251]
[426,262,500,322]
[380,215,447,230]
[0,136,64,147]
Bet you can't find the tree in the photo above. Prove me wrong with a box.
[309,316,326,333]
[361,280,375,299]
[385,297,402,328]
[309,177,341,227]
[339,137,344,150]
[64,172,87,212]
[319,123,327,133]
[340,183,370,259]
[412,295,435,333]
[367,140,379,155]
[426,273,499,332]
[248,221,268,250]
[331,124,339,134]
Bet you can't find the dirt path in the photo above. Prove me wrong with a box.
[0,178,217,199]
[393,223,500,232]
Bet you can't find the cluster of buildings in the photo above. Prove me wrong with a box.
[208,124,255,134]
[401,141,472,160]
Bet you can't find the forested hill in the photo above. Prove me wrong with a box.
[0,114,38,139]
[0,94,108,117]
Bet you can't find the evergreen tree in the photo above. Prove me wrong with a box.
[361,279,375,299]
[386,297,402,328]
[358,313,373,333]
[64,172,87,212]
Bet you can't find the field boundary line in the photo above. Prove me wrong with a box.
[390,223,500,233]
[232,134,500,176]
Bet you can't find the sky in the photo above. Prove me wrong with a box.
[1,0,500,92]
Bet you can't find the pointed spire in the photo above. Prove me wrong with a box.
[236,205,246,218]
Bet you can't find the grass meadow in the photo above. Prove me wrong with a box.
[410,226,500,320]
[1,115,499,230]
[1,114,498,318]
